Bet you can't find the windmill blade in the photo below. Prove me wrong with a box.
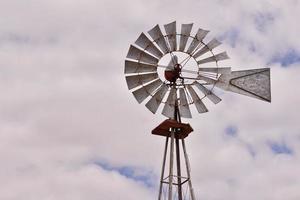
[193,38,222,59]
[186,85,208,113]
[179,88,192,118]
[167,55,178,69]
[127,45,159,64]
[179,23,193,51]
[124,60,157,74]
[197,75,217,84]
[164,21,177,51]
[162,88,177,118]
[135,33,163,59]
[145,84,169,114]
[132,79,163,103]
[193,82,221,104]
[198,67,231,74]
[197,51,229,65]
[148,24,169,54]
[125,72,158,90]
[186,28,209,54]
[215,68,271,102]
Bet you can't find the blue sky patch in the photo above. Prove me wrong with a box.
[94,161,156,188]
[268,141,293,155]
[219,27,240,47]
[0,33,59,46]
[0,33,31,45]
[225,125,238,137]
[270,49,300,67]
[254,12,275,32]
[246,144,256,157]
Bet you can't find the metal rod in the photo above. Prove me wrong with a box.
[175,138,183,200]
[167,89,177,200]
[182,139,196,200]
[174,103,183,200]
[168,129,175,200]
[158,137,169,200]
[157,65,199,75]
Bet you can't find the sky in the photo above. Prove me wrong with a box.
[0,0,300,199]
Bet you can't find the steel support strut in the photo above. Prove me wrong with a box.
[168,128,175,200]
[158,137,169,200]
[182,139,196,200]
[175,103,183,200]
[175,137,183,200]
[157,133,196,200]
[157,85,195,200]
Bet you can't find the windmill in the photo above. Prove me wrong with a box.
[124,21,271,200]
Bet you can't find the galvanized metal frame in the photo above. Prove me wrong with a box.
[124,21,271,200]
[158,95,196,200]
[125,29,224,114]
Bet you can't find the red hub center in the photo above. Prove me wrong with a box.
[164,64,181,82]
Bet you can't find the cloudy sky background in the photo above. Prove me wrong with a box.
[1,0,300,199]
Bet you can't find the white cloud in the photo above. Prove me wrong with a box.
[0,0,299,199]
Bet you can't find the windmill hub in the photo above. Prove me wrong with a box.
[164,63,181,82]
[158,52,199,85]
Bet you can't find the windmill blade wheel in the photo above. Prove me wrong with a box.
[124,21,271,119]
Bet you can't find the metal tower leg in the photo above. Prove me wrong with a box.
[175,138,183,200]
[182,139,196,200]
[156,99,195,200]
[175,104,183,200]
[168,129,175,200]
[156,134,196,200]
[158,137,169,200]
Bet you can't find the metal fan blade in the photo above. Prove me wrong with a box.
[127,45,159,64]
[194,82,221,104]
[124,60,157,74]
[179,88,192,118]
[148,24,169,54]
[132,79,163,103]
[198,67,231,74]
[167,55,178,68]
[186,85,208,113]
[193,38,221,59]
[179,23,193,51]
[135,33,163,59]
[197,75,217,84]
[162,88,177,118]
[186,28,209,54]
[197,51,229,65]
[164,21,177,51]
[215,68,271,102]
[125,72,158,90]
[145,84,169,114]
